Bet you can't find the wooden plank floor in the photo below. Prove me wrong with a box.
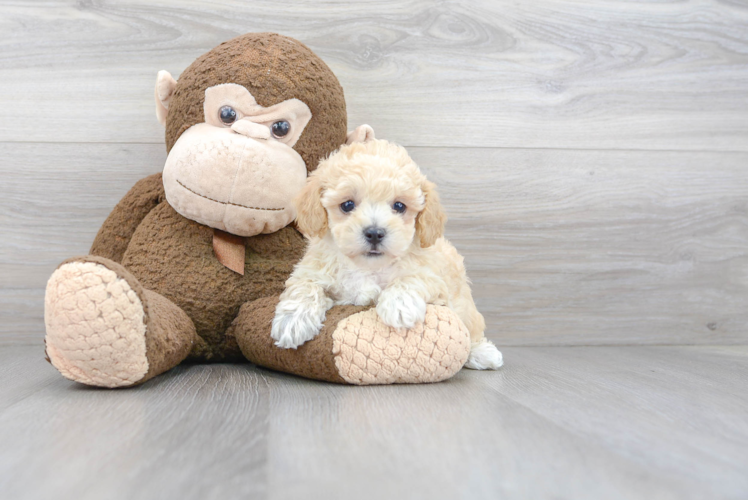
[1,1,748,499]
[1,344,747,500]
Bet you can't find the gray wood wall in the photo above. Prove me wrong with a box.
[2,0,747,346]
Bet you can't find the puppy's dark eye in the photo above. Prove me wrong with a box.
[272,120,290,138]
[340,200,355,213]
[219,106,237,125]
[393,201,406,213]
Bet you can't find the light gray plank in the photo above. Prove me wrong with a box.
[412,147,748,345]
[481,345,748,499]
[0,348,270,500]
[1,0,747,150]
[0,289,45,343]
[261,370,696,500]
[1,345,746,500]
[263,346,748,500]
[2,142,747,345]
[0,345,56,413]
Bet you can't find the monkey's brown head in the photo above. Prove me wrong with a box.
[154,33,348,237]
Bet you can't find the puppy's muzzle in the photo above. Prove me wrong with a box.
[363,226,386,247]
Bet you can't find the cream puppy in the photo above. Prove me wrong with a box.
[271,139,502,370]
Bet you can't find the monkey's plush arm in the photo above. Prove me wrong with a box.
[90,173,166,263]
[229,296,471,385]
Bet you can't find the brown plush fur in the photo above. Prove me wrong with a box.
[228,296,370,383]
[90,174,166,263]
[91,173,307,361]
[165,32,347,171]
[140,289,199,382]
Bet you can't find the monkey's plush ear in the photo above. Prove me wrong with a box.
[155,70,178,127]
[346,124,375,145]
[415,180,447,248]
[294,174,328,238]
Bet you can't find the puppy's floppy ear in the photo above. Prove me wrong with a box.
[346,124,375,145]
[416,179,447,248]
[294,174,328,238]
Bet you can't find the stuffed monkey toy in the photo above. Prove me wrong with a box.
[44,33,470,387]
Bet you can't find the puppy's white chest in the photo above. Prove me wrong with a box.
[332,267,391,307]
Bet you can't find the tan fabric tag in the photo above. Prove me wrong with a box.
[212,229,246,275]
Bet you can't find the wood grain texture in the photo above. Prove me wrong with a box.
[1,345,746,500]
[3,142,746,345]
[412,147,748,345]
[0,0,747,150]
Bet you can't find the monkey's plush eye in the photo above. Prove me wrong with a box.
[340,200,355,213]
[219,106,237,125]
[271,120,290,138]
[393,201,406,213]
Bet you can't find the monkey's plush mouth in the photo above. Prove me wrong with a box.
[177,179,284,211]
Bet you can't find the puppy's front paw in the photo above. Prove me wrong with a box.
[271,301,325,349]
[376,287,427,329]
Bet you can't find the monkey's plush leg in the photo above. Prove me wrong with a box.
[228,297,471,385]
[45,256,196,388]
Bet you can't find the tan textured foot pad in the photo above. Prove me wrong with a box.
[44,260,149,387]
[332,306,471,385]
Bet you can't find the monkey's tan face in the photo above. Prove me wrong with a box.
[162,83,312,236]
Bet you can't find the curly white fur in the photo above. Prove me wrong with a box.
[376,285,427,329]
[464,339,504,370]
[271,282,332,349]
[271,139,502,370]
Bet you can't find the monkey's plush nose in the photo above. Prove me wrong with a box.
[231,119,271,140]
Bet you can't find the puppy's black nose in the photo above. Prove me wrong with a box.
[364,226,386,244]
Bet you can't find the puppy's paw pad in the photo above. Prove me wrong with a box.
[376,289,426,329]
[464,339,503,370]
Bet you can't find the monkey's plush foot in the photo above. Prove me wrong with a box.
[464,338,503,370]
[45,256,196,388]
[230,297,471,385]
[45,258,148,387]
